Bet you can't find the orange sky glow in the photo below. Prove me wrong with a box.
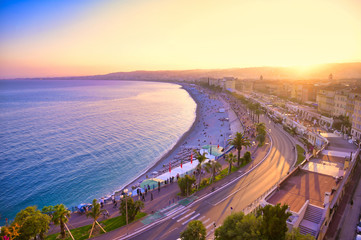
[0,0,360,78]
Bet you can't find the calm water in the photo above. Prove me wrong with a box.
[0,80,196,223]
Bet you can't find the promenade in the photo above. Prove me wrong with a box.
[48,85,264,237]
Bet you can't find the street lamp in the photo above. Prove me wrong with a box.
[121,189,132,235]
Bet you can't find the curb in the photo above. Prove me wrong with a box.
[115,127,274,240]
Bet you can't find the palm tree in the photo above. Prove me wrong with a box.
[204,160,222,183]
[256,122,266,135]
[247,103,255,121]
[225,152,237,175]
[194,149,207,188]
[53,204,71,239]
[254,108,262,123]
[87,199,106,238]
[256,123,267,146]
[228,132,251,167]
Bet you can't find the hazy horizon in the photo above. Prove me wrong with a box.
[1,0,361,78]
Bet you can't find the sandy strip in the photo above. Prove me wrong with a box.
[112,83,242,195]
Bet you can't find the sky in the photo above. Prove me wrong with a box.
[0,0,361,78]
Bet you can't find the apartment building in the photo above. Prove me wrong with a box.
[316,88,335,114]
[333,92,348,116]
[352,98,361,139]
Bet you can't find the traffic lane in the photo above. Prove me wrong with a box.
[131,121,294,239]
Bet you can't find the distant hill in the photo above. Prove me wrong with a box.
[4,62,361,81]
[84,62,361,81]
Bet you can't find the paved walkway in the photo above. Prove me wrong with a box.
[92,140,271,240]
[324,160,361,240]
[48,89,271,238]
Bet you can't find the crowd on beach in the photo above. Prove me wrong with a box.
[60,84,263,231]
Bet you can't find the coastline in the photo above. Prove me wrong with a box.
[118,83,201,193]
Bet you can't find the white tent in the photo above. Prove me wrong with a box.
[157,160,199,181]
[200,149,216,160]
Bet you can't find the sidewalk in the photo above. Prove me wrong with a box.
[324,160,361,240]
[90,138,271,240]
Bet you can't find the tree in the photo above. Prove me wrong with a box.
[215,212,262,240]
[286,228,315,240]
[225,152,237,175]
[9,206,51,240]
[256,123,266,135]
[178,174,196,196]
[193,149,208,188]
[52,204,71,239]
[86,199,106,238]
[180,220,206,240]
[256,123,267,146]
[119,197,144,222]
[243,151,252,164]
[253,103,262,123]
[248,103,256,122]
[204,160,222,183]
[258,203,291,240]
[228,132,251,167]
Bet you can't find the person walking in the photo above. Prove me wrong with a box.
[151,193,153,201]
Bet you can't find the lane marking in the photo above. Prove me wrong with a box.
[165,206,185,216]
[202,218,210,224]
[172,208,190,220]
[159,204,175,213]
[206,222,215,229]
[177,211,195,222]
[197,216,205,221]
[182,213,200,225]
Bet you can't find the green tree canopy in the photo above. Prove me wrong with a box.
[286,228,315,240]
[255,122,267,146]
[180,220,206,240]
[204,160,222,182]
[119,197,144,222]
[178,174,196,196]
[215,211,262,240]
[52,204,71,239]
[13,206,51,240]
[87,199,107,238]
[242,151,252,165]
[228,132,251,167]
[193,149,208,187]
[258,203,291,240]
[225,152,237,175]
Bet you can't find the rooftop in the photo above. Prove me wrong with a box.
[267,169,340,212]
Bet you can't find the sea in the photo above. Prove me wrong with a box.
[0,80,196,224]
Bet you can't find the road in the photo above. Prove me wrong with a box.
[124,115,296,240]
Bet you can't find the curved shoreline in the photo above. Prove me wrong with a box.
[118,83,201,193]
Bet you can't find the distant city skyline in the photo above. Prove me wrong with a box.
[1,0,361,78]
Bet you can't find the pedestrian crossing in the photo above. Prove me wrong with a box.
[169,208,216,236]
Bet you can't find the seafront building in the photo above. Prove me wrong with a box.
[233,78,360,239]
[261,133,358,239]
[208,77,236,91]
[236,77,361,142]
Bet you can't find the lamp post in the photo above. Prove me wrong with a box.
[122,189,132,235]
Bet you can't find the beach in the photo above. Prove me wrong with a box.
[117,83,243,197]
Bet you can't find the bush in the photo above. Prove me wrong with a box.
[243,151,251,164]
[178,175,196,196]
[200,178,209,187]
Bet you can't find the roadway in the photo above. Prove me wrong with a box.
[125,115,297,240]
